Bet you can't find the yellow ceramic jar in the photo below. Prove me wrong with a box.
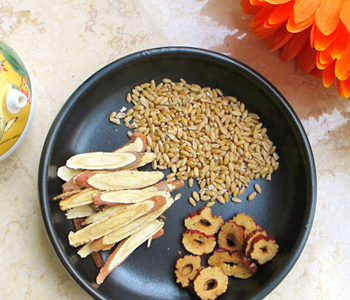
[0,40,35,161]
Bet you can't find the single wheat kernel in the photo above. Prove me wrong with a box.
[192,191,200,201]
[189,197,196,206]
[248,192,257,201]
[174,193,182,201]
[232,197,242,203]
[254,184,262,194]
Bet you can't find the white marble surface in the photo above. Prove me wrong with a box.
[0,0,349,299]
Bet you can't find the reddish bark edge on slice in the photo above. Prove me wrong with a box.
[93,190,170,206]
[96,219,164,284]
[113,132,147,153]
[78,170,165,191]
[73,217,105,268]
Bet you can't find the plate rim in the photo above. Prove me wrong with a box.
[38,46,317,300]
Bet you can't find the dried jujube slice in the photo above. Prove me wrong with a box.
[217,221,245,252]
[175,254,203,287]
[232,213,261,237]
[193,266,228,300]
[208,249,258,279]
[248,235,279,264]
[244,229,268,256]
[184,207,224,235]
[182,230,216,255]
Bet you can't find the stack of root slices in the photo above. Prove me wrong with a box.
[52,132,184,284]
[175,208,279,300]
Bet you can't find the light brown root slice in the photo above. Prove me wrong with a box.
[101,196,174,245]
[57,166,82,182]
[93,190,170,205]
[193,266,228,300]
[96,219,164,284]
[66,151,142,171]
[152,228,164,239]
[114,132,147,153]
[86,170,164,191]
[138,152,156,167]
[68,199,156,247]
[175,255,203,288]
[82,203,131,225]
[52,189,80,201]
[184,207,224,235]
[182,230,216,255]
[208,249,258,279]
[59,188,98,211]
[65,204,97,219]
[143,179,184,192]
[72,218,104,268]
[217,221,245,252]
[62,179,82,192]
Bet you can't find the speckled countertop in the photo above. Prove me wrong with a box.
[0,1,349,299]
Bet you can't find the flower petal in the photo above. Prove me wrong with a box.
[297,44,317,74]
[293,0,321,24]
[316,49,333,70]
[254,23,282,39]
[309,67,323,79]
[327,22,350,59]
[250,0,268,6]
[287,11,314,33]
[322,61,336,87]
[250,5,276,30]
[265,0,292,4]
[315,0,345,36]
[340,1,350,33]
[335,41,350,80]
[312,22,341,51]
[280,28,311,61]
[337,77,350,98]
[241,0,262,14]
[264,1,294,28]
[265,25,294,52]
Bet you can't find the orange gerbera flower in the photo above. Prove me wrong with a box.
[240,0,350,98]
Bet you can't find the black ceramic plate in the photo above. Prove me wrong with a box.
[39,47,316,300]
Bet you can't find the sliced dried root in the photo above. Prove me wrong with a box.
[96,219,164,284]
[76,170,164,191]
[65,204,97,219]
[91,196,174,252]
[184,207,224,236]
[193,266,228,300]
[57,166,81,182]
[93,190,170,205]
[82,203,130,225]
[68,197,161,247]
[113,132,147,153]
[144,179,184,192]
[53,131,184,285]
[175,255,203,288]
[59,188,98,211]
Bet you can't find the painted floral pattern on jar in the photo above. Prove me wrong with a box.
[0,40,33,158]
